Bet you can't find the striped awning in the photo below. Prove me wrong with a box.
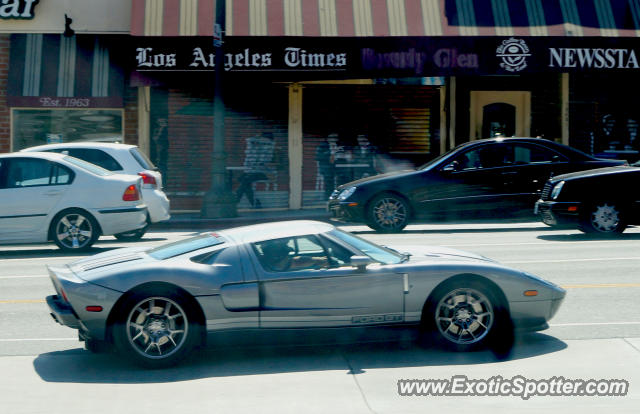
[131,0,640,37]
[7,34,124,107]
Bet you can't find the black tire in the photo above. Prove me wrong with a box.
[366,193,410,232]
[84,338,111,353]
[112,288,199,369]
[421,279,507,352]
[114,225,148,241]
[50,209,100,251]
[579,202,627,234]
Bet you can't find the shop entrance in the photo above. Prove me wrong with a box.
[470,91,531,139]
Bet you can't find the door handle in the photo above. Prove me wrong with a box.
[45,190,62,196]
[501,171,518,175]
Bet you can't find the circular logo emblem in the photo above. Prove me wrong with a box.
[496,38,530,72]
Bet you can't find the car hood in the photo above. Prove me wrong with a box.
[336,169,417,190]
[551,165,636,182]
[390,245,495,263]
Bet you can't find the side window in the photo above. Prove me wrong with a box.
[51,163,72,184]
[319,236,355,268]
[7,158,52,187]
[0,160,6,189]
[512,144,566,164]
[449,144,511,171]
[253,236,330,272]
[67,149,123,171]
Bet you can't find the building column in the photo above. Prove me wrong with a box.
[137,86,150,155]
[288,83,303,209]
[561,73,569,146]
[448,76,457,148]
[440,83,447,155]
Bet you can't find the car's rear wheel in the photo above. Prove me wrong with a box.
[579,202,627,234]
[366,193,409,232]
[113,291,198,368]
[51,209,99,251]
[422,280,508,352]
[114,225,148,241]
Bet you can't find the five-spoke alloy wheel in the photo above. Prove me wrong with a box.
[51,209,99,251]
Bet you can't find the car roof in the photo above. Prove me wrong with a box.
[21,142,137,152]
[219,220,336,244]
[0,151,70,161]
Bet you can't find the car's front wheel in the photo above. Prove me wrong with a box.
[579,202,627,234]
[113,291,198,368]
[51,209,99,251]
[366,193,410,232]
[423,280,508,352]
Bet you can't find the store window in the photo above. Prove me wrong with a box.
[11,109,124,151]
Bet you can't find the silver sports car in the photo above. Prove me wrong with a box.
[46,220,565,368]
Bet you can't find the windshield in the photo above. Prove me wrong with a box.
[63,155,113,176]
[417,148,456,170]
[147,233,225,260]
[329,229,403,264]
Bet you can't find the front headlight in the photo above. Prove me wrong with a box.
[337,186,356,201]
[551,181,565,200]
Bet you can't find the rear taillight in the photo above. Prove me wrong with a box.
[123,184,140,201]
[138,172,157,188]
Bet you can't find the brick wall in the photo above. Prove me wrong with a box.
[0,34,9,153]
[124,85,138,145]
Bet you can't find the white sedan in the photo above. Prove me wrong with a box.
[0,152,148,251]
[22,142,170,240]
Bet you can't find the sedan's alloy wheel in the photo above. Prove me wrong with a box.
[54,212,95,250]
[434,288,494,345]
[371,197,408,231]
[126,297,189,359]
[590,203,621,233]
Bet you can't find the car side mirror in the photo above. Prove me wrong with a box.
[442,161,460,173]
[350,255,374,271]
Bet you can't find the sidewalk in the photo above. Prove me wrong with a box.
[151,208,547,231]
[152,208,332,230]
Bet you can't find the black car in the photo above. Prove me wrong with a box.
[535,163,640,234]
[328,137,626,232]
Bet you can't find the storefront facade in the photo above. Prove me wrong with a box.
[3,1,640,213]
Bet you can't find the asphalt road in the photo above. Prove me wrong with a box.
[1,223,640,413]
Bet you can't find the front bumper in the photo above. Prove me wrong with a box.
[328,200,365,223]
[535,200,583,227]
[46,295,80,329]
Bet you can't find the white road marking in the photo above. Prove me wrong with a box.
[0,275,49,279]
[0,338,77,342]
[504,257,640,264]
[550,322,640,327]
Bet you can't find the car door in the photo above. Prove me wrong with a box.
[0,158,71,242]
[416,143,513,216]
[499,143,569,209]
[251,235,405,328]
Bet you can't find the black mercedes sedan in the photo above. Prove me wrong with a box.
[535,163,640,234]
[328,137,626,232]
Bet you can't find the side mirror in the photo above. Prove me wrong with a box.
[350,255,374,271]
[442,161,460,172]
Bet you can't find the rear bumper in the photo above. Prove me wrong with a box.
[94,204,148,235]
[535,200,582,227]
[143,189,171,223]
[46,295,80,329]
